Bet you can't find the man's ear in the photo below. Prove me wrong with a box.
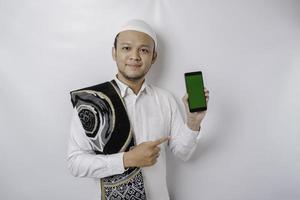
[112,47,116,61]
[151,51,157,64]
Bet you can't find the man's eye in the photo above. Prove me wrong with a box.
[122,47,130,51]
[141,48,149,53]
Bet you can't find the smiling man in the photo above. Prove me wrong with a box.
[67,19,209,200]
[113,30,156,87]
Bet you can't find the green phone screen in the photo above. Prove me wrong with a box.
[185,72,206,111]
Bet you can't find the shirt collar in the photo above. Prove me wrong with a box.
[114,75,149,98]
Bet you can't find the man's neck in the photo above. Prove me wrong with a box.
[116,74,145,95]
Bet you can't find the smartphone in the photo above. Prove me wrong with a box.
[184,71,207,112]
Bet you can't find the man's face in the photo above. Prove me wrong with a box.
[112,30,157,82]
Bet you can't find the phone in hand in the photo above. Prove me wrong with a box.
[184,71,207,112]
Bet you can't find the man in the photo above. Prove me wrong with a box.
[68,19,209,200]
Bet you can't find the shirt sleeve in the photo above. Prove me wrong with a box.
[67,109,125,178]
[167,94,202,161]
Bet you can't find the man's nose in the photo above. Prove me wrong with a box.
[130,49,141,61]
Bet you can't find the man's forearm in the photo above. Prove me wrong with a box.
[67,150,125,178]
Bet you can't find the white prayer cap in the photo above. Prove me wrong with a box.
[116,19,157,49]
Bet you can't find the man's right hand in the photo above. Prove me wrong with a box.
[123,136,170,168]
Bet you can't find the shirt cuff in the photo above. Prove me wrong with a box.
[105,152,125,175]
[183,123,202,144]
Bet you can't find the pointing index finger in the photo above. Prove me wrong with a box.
[151,136,170,146]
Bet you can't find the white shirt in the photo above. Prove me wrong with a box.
[67,78,202,200]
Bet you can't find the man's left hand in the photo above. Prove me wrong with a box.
[182,88,209,131]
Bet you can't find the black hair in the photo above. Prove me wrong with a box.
[113,33,119,49]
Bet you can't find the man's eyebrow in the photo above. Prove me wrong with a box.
[140,45,151,48]
[119,42,151,48]
[119,42,131,46]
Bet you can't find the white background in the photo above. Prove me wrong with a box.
[1,0,300,199]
